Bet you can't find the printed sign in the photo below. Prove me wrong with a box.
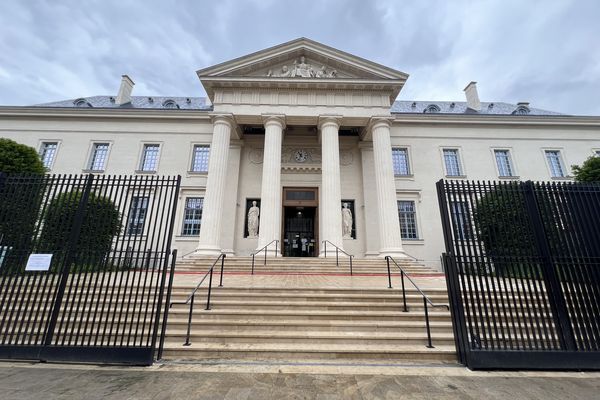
[25,254,53,271]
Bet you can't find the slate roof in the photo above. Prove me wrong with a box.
[31,96,563,116]
[32,96,211,110]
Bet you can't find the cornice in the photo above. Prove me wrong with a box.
[391,114,600,128]
[0,107,212,121]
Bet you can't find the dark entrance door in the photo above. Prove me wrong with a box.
[283,206,316,257]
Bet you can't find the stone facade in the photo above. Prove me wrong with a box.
[1,38,599,269]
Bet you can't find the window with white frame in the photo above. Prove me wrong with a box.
[39,142,58,169]
[545,150,566,178]
[88,143,109,171]
[392,148,410,176]
[397,200,418,239]
[191,145,210,172]
[595,150,600,157]
[494,149,514,177]
[443,148,463,176]
[140,144,160,171]
[181,197,203,236]
[126,196,149,235]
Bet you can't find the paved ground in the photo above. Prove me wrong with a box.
[0,361,598,399]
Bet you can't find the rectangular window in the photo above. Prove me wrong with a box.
[494,149,514,177]
[191,145,210,172]
[443,149,462,176]
[398,200,418,239]
[392,148,410,176]
[39,142,58,169]
[181,197,203,236]
[451,201,471,240]
[545,150,565,178]
[127,196,149,235]
[595,150,600,157]
[89,143,109,171]
[140,144,160,171]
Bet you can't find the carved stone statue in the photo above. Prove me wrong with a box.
[264,57,339,79]
[247,201,260,238]
[342,203,353,239]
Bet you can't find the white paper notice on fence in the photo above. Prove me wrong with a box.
[25,254,53,271]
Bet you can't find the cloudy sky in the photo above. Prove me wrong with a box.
[1,0,598,114]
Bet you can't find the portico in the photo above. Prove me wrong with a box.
[193,38,408,258]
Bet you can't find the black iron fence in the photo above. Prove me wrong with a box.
[0,173,180,365]
[437,179,600,370]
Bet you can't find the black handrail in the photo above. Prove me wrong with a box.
[251,239,279,274]
[170,253,226,346]
[385,255,449,348]
[322,240,353,275]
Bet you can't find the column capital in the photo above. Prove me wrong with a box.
[318,115,343,130]
[361,116,394,140]
[209,112,235,127]
[261,114,286,129]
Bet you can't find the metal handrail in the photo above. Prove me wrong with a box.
[385,255,449,348]
[322,240,354,275]
[251,239,279,274]
[169,253,226,346]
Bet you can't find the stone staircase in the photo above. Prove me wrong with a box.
[175,256,440,275]
[162,256,455,363]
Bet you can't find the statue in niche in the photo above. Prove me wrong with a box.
[247,201,260,238]
[342,203,353,239]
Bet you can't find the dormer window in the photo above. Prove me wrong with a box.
[162,99,179,109]
[73,98,91,107]
[424,104,440,113]
[513,105,530,115]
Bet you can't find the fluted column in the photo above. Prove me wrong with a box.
[319,116,344,257]
[370,117,405,257]
[195,114,234,256]
[257,115,285,256]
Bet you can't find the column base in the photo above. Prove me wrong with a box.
[377,248,409,259]
[192,244,223,257]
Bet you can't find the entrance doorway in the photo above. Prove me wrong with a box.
[282,187,318,257]
[283,206,316,257]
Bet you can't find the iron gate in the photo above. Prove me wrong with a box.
[437,180,600,370]
[0,173,180,365]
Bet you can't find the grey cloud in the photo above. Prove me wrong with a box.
[0,0,598,115]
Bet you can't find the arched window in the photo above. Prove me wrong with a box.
[162,99,179,109]
[513,106,530,115]
[424,104,440,113]
[73,98,91,107]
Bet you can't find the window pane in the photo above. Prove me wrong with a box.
[397,200,418,239]
[392,148,410,175]
[181,197,203,236]
[141,144,160,171]
[90,143,109,171]
[451,201,471,240]
[443,149,462,176]
[40,142,58,168]
[127,196,149,235]
[545,150,565,177]
[494,150,513,177]
[191,145,210,172]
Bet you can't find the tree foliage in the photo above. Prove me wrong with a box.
[0,138,45,174]
[38,191,121,267]
[572,156,600,182]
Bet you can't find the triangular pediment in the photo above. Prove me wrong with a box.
[198,38,408,81]
[197,38,408,104]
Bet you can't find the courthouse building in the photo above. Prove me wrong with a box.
[1,38,599,268]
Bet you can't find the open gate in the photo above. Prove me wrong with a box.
[0,173,180,365]
[437,179,600,370]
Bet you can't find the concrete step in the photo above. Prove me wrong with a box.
[161,342,457,362]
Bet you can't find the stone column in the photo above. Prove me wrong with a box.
[370,117,405,257]
[195,114,234,256]
[257,115,285,256]
[319,116,344,257]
